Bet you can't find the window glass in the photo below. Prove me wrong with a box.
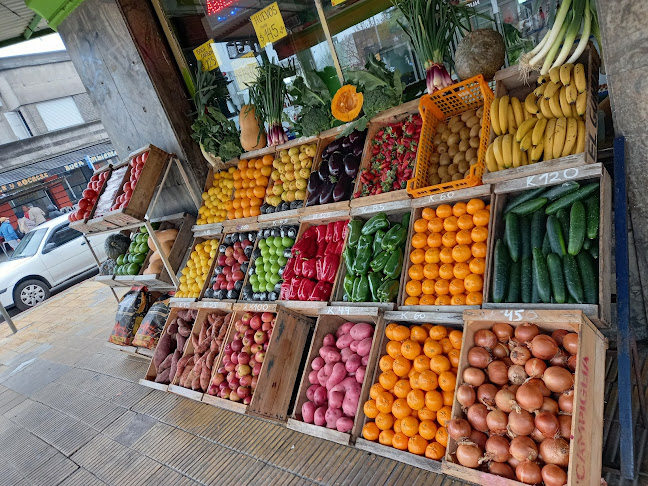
[11,229,46,259]
[45,224,79,250]
[4,112,31,140]
[36,97,84,132]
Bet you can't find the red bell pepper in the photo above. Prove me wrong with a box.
[280,281,291,300]
[316,242,327,259]
[288,278,301,300]
[325,240,338,256]
[325,222,334,242]
[302,258,317,279]
[282,258,296,281]
[293,258,303,277]
[334,220,347,242]
[297,278,317,301]
[334,240,345,255]
[309,281,332,301]
[315,225,327,244]
[316,253,340,283]
[293,232,317,259]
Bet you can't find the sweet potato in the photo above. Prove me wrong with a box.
[191,332,200,350]
[325,407,343,428]
[311,357,325,371]
[176,333,187,352]
[355,366,366,384]
[345,354,362,374]
[302,402,316,423]
[326,362,346,389]
[158,353,173,372]
[155,368,170,383]
[200,362,211,391]
[335,334,354,350]
[175,354,191,379]
[336,416,353,433]
[356,337,373,357]
[350,323,374,341]
[323,333,336,347]
[308,370,319,385]
[153,332,172,369]
[205,349,217,370]
[329,391,344,409]
[314,406,327,426]
[319,346,341,363]
[335,322,354,338]
[167,320,178,335]
[313,386,327,407]
[169,349,181,382]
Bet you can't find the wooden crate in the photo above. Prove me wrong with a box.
[354,311,463,472]
[483,163,611,327]
[69,165,114,233]
[172,234,224,302]
[482,44,600,185]
[443,308,607,485]
[349,99,419,208]
[397,185,493,313]
[286,306,385,445]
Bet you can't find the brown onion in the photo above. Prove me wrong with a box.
[457,384,476,408]
[567,354,577,372]
[485,435,510,462]
[550,349,569,367]
[508,365,528,385]
[467,403,489,432]
[474,329,498,349]
[542,464,568,486]
[562,332,578,354]
[486,410,509,435]
[558,414,572,438]
[508,456,521,469]
[502,356,514,367]
[510,346,531,365]
[470,429,488,449]
[558,390,574,413]
[543,367,574,393]
[477,384,498,408]
[531,427,546,443]
[495,388,519,413]
[525,358,547,378]
[516,461,542,485]
[487,360,509,385]
[515,323,540,343]
[528,378,551,397]
[492,322,513,342]
[516,383,544,412]
[489,462,515,479]
[540,397,560,415]
[508,409,535,436]
[530,334,558,360]
[509,435,538,461]
[492,342,510,359]
[463,367,486,387]
[468,346,492,369]
[447,418,472,441]
[456,443,483,468]
[535,411,560,438]
[540,438,570,467]
[551,329,569,347]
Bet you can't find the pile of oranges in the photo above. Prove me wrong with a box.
[362,323,462,460]
[197,167,235,225]
[226,156,273,219]
[404,199,490,306]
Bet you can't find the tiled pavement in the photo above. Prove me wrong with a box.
[0,280,644,485]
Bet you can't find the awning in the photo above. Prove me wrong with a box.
[0,0,53,47]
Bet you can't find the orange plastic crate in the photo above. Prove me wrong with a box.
[407,75,494,198]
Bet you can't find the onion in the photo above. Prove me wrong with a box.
[531,427,546,443]
[567,354,577,372]
[540,438,570,467]
[474,329,498,349]
[516,383,544,412]
[516,461,542,485]
[509,435,538,462]
[467,403,489,432]
[508,456,521,469]
[562,332,578,354]
[514,323,539,343]
[463,367,486,387]
[486,409,508,435]
[508,365,528,385]
[558,390,574,413]
[456,443,483,468]
[468,346,492,369]
[550,349,569,367]
[502,357,514,367]
[528,378,551,397]
[492,322,513,342]
[447,418,472,441]
[551,329,569,347]
[543,367,574,393]
[540,397,560,415]
[525,358,547,378]
[477,384,498,408]
[457,384,476,408]
[492,342,510,359]
[535,411,560,438]
[508,409,535,436]
[495,388,519,413]
[484,435,510,462]
[558,414,572,438]
[529,334,558,360]
[510,346,531,365]
[487,360,509,385]
[489,461,515,479]
[470,429,488,449]
[542,464,568,486]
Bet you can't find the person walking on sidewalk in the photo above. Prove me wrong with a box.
[17,210,36,235]
[23,204,46,225]
[0,217,20,249]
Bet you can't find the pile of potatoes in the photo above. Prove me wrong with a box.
[427,107,484,186]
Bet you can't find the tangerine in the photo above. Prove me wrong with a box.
[423,339,443,358]
[370,383,386,400]
[379,355,394,372]
[392,398,412,419]
[448,330,463,349]
[471,226,488,242]
[443,216,459,232]
[473,209,490,226]
[429,325,448,340]
[413,218,429,233]
[364,400,379,419]
[466,198,485,215]
[392,356,412,377]
[418,370,439,391]
[439,247,455,263]
[421,207,436,220]
[425,442,446,460]
[464,273,484,292]
[439,337,454,354]
[411,233,428,249]
[379,370,398,390]
[410,326,428,344]
[452,202,468,217]
[469,257,486,274]
[385,323,399,340]
[427,217,444,233]
[441,231,457,248]
[434,279,450,295]
[435,204,452,219]
[409,371,421,389]
[425,248,441,264]
[410,248,425,265]
[408,434,429,455]
[392,432,409,450]
[425,390,444,411]
[430,355,451,374]
[419,420,438,441]
[456,229,473,245]
[408,264,424,281]
[401,340,422,360]
[466,291,483,305]
[413,355,431,372]
[437,406,453,427]
[392,325,410,341]
[427,232,443,248]
[438,263,454,281]
[457,213,475,230]
[375,412,395,431]
[439,371,456,392]
[436,427,449,447]
[453,262,471,279]
[400,416,419,437]
[423,263,440,280]
[404,296,420,306]
[418,407,437,421]
[363,422,380,441]
[471,242,487,258]
[406,280,422,297]
[407,389,425,410]
[451,294,467,305]
[376,392,395,414]
[442,389,455,406]
[419,295,436,305]
[393,379,412,398]
[452,244,472,263]
[447,348,461,368]
[386,341,402,359]
[379,429,395,446]
[393,418,402,434]
[449,278,466,296]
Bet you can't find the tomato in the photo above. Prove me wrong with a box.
[123,181,132,193]
[91,174,99,181]
[82,189,96,199]
[141,151,149,163]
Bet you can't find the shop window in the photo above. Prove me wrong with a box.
[4,111,32,140]
[36,97,84,132]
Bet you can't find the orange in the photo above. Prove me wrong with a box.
[363,422,380,441]
[438,263,454,281]
[238,159,249,169]
[370,383,386,400]
[249,206,261,216]
[392,356,412,377]
[419,295,436,305]
[452,202,467,217]
[242,207,251,218]
[246,168,255,180]
[364,400,379,419]
[466,291,483,305]
[407,389,425,410]
[386,341,402,359]
[408,434,428,455]
[379,370,398,390]
[425,442,446,460]
[413,218,429,233]
[464,273,484,292]
[448,348,461,368]
[401,415,419,437]
[437,406,453,427]
[392,432,409,450]
[425,390,444,411]
[408,264,424,281]
[427,232,442,248]
[260,165,272,176]
[253,185,266,198]
[375,412,394,431]
[241,198,251,208]
[466,198,485,215]
[423,263,440,280]
[485,204,491,211]
[435,295,452,305]
[418,407,436,421]
[376,391,395,414]
[233,198,242,209]
[262,154,274,165]
[439,247,454,264]
[452,244,472,263]
[410,248,425,265]
[413,355,431,372]
[430,355,451,374]
[385,323,399,341]
[411,233,427,249]
[434,279,449,295]
[442,389,455,406]
[435,204,452,219]
[451,294,467,305]
[421,279,436,295]
[471,242,487,258]
[392,325,410,341]
[419,420,438,440]
[473,209,490,226]
[448,330,463,349]
[256,175,269,187]
[439,337,454,354]
[418,370,439,391]
[406,280,422,297]
[379,355,394,372]
[234,208,244,219]
[392,398,412,419]
[422,207,436,220]
[393,379,412,398]
[425,248,441,264]
[379,429,395,446]
[427,218,444,233]
[453,262,471,279]
[404,296,420,306]
[469,257,486,274]
[443,216,459,232]
[436,427,449,447]
[429,325,447,340]
[423,339,443,358]
[410,326,428,344]
[471,227,488,245]
[456,229,473,245]
[439,371,456,392]
[441,232,457,249]
[401,340,422,360]
[409,371,421,389]
[457,213,475,230]
[449,278,466,296]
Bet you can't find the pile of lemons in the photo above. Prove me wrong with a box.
[175,239,218,298]
[197,168,235,225]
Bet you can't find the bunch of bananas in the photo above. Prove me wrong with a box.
[486,63,588,172]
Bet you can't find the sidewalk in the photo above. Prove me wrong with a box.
[0,280,643,485]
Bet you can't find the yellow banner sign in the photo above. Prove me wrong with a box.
[331,0,346,5]
[250,2,287,48]
[193,39,219,71]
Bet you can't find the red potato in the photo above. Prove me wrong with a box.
[326,408,343,428]
[335,322,354,338]
[336,334,354,350]
[345,354,362,373]
[319,346,342,363]
[323,333,336,347]
[357,337,373,357]
[326,362,347,389]
[329,391,344,409]
[311,357,325,370]
[313,386,328,407]
[361,354,370,366]
[350,340,359,353]
[318,363,334,387]
[308,370,319,385]
[341,348,355,363]
[306,384,320,402]
[336,416,354,433]
[302,402,316,423]
[355,366,366,384]
[314,406,326,426]
[350,323,374,341]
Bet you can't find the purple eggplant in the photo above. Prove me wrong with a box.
[343,154,359,178]
[333,175,352,202]
[341,137,352,149]
[319,159,331,179]
[352,139,365,157]
[307,171,321,193]
[307,182,324,207]
[348,130,364,143]
[328,152,344,177]
[319,180,335,205]
[326,140,342,153]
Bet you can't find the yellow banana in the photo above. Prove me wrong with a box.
[565,83,578,104]
[572,104,581,119]
[523,108,532,121]
[507,108,517,135]
[559,87,572,118]
[549,66,561,84]
[491,97,501,135]
[520,131,534,152]
[560,63,574,86]
[562,117,578,157]
[493,136,505,168]
[534,83,546,98]
[511,96,525,127]
[502,134,513,168]
[499,95,509,135]
[530,143,544,163]
[576,119,586,153]
[532,118,548,146]
[553,117,567,158]
[521,150,529,166]
[540,97,554,119]
[544,81,561,100]
[574,63,586,93]
[549,91,563,118]
[544,119,556,160]
[512,138,522,168]
[576,91,587,116]
[516,118,538,142]
[537,74,548,85]
[525,92,539,114]
[485,142,499,172]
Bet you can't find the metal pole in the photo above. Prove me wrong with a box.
[84,234,120,303]
[0,302,17,334]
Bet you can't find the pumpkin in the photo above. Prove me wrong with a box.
[105,233,130,260]
[240,104,267,151]
[454,29,505,82]
[143,259,164,275]
[332,85,363,122]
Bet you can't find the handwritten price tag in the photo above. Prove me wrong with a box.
[250,2,287,48]
[193,39,218,71]
[526,168,580,188]
[427,191,456,205]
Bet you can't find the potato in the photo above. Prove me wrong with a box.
[336,334,354,349]
[453,151,466,165]
[433,133,443,145]
[441,175,452,183]
[429,174,441,185]
[469,156,479,166]
[448,115,462,126]
[466,147,477,161]
[438,142,449,153]
[476,107,484,119]
[440,153,451,166]
[470,124,481,138]
[441,129,451,142]
[461,109,476,122]
[458,160,470,173]
[460,127,471,140]
[459,139,470,152]
[436,122,448,133]
[302,402,316,423]
[451,122,465,134]
[448,145,459,158]
[336,322,354,337]
[447,164,458,176]
[357,337,373,356]
[447,133,460,146]
[470,136,481,149]
[429,152,440,164]
[438,166,449,178]
[452,172,464,181]
[466,115,480,128]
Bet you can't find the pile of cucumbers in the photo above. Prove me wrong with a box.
[492,180,600,304]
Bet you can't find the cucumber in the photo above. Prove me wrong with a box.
[511,197,549,217]
[546,216,567,255]
[567,295,577,304]
[577,252,598,304]
[546,253,566,304]
[531,262,540,303]
[531,211,546,250]
[556,209,570,245]
[542,181,581,201]
[568,201,586,255]
[521,257,533,303]
[583,238,592,250]
[532,248,552,303]
[563,254,584,303]
[505,213,520,262]
[492,239,509,303]
[589,245,599,259]
[506,260,521,302]
[542,232,552,256]
[504,187,547,214]
[585,195,600,239]
[520,216,531,259]
[545,182,600,215]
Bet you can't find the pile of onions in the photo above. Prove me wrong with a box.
[450,323,579,486]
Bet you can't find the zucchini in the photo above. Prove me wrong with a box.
[568,201,586,255]
[577,252,598,304]
[531,211,546,250]
[504,187,547,214]
[583,238,592,250]
[546,253,566,304]
[506,260,521,303]
[542,181,581,201]
[546,216,567,255]
[589,245,599,259]
[492,239,509,303]
[545,182,600,215]
[585,195,600,239]
[556,209,570,245]
[521,257,533,303]
[532,248,552,303]
[505,213,520,262]
[511,197,549,217]
[520,216,531,259]
[542,232,552,256]
[563,254,584,303]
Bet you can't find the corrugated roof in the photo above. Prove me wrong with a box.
[0,0,50,44]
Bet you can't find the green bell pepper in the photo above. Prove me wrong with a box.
[368,272,382,301]
[370,250,390,273]
[383,248,404,279]
[352,275,370,302]
[347,220,363,247]
[343,246,356,273]
[381,217,410,252]
[343,274,355,300]
[377,279,399,302]
[373,230,386,256]
[354,234,373,275]
[361,213,389,235]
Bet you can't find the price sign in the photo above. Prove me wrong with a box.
[331,0,346,5]
[525,168,581,188]
[193,39,219,71]
[250,2,287,48]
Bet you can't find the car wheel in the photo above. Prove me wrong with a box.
[13,279,51,311]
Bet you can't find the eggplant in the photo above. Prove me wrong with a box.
[341,137,352,149]
[352,139,365,156]
[327,139,342,153]
[306,189,320,207]
[333,175,353,202]
[329,152,344,177]
[319,159,331,179]
[348,131,360,143]
[343,154,359,178]
[320,180,335,205]
[307,172,321,193]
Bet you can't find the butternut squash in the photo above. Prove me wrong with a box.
[143,259,164,275]
[240,104,267,151]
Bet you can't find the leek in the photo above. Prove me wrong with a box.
[551,0,585,70]
[565,0,591,65]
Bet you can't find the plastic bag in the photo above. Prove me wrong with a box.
[132,294,171,349]
[108,287,151,345]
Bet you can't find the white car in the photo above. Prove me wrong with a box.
[0,215,108,311]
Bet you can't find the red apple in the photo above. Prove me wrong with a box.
[250,343,262,354]
[211,374,225,386]
[261,312,274,323]
[252,362,262,376]
[243,395,252,405]
[237,364,251,376]
[241,312,253,324]
[255,351,265,363]
[250,315,263,330]
[232,271,244,282]
[231,339,242,352]
[262,321,273,332]
[254,331,267,344]
[238,352,250,365]
[225,247,234,257]
[82,189,96,199]
[239,374,252,387]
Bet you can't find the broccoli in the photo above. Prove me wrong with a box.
[295,105,332,137]
[363,86,398,117]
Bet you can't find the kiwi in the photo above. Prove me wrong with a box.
[447,164,458,176]
[441,129,451,142]
[436,122,448,133]
[448,145,459,158]
[465,169,472,177]
[448,115,461,126]
[441,175,452,183]
[428,174,441,185]
[437,165,449,178]
[458,139,470,152]
[469,156,479,166]
[430,152,440,163]
[460,127,471,140]
[465,147,477,161]
[433,133,443,145]
[453,151,466,165]
[461,110,476,122]
[469,137,480,149]
[469,124,481,137]
[439,153,451,166]
[452,173,464,181]
[427,163,440,175]
[466,115,480,128]
[451,122,464,134]
[437,142,448,154]
[476,107,484,119]
[458,160,470,173]
[447,133,460,146]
